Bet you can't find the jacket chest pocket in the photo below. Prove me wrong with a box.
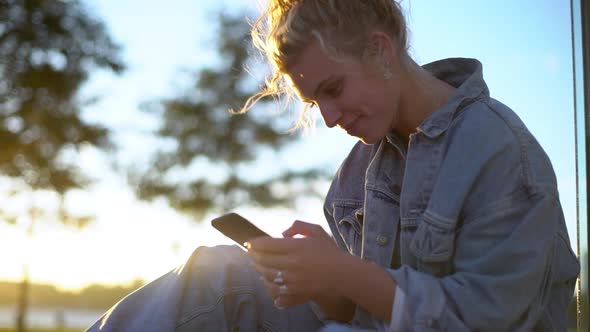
[402,213,458,277]
[332,201,364,255]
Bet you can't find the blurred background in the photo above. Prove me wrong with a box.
[0,0,586,331]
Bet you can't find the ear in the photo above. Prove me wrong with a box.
[366,31,398,65]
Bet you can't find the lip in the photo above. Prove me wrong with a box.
[341,118,360,135]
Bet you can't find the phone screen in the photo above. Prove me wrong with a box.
[211,212,270,248]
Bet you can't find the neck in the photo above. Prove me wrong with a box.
[395,59,456,141]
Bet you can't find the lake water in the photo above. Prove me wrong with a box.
[0,306,102,329]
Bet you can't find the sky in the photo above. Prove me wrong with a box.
[0,0,582,291]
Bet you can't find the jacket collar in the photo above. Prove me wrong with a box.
[415,58,489,139]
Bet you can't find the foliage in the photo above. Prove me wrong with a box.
[0,2,124,330]
[133,14,329,219]
[0,0,124,226]
[0,279,145,310]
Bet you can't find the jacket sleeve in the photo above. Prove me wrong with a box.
[387,190,578,331]
[382,101,580,331]
[308,203,357,324]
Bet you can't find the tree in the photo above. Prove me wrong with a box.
[134,14,329,219]
[0,1,124,330]
[0,0,123,196]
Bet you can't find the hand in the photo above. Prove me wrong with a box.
[247,220,346,309]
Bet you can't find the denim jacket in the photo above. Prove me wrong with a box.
[322,58,580,331]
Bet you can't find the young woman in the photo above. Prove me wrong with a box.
[87,1,579,331]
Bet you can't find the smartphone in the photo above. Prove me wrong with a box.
[211,212,270,248]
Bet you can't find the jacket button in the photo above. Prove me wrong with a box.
[376,234,389,246]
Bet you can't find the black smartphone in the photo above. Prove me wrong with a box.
[211,212,270,248]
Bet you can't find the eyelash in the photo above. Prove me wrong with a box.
[305,80,342,109]
[324,81,342,97]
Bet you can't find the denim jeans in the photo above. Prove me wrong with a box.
[85,245,370,332]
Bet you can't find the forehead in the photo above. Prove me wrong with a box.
[285,40,349,100]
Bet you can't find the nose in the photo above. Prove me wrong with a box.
[318,101,342,128]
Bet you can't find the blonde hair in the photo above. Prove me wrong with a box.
[240,0,409,129]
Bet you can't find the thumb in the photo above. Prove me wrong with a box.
[282,220,324,238]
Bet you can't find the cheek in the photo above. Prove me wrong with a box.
[366,91,392,116]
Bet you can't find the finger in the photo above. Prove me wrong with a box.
[249,250,294,269]
[282,220,325,238]
[243,235,272,250]
[274,294,308,309]
[260,278,283,304]
[261,277,288,300]
[262,280,309,310]
[247,237,301,254]
[251,262,288,284]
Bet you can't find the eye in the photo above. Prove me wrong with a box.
[324,80,342,97]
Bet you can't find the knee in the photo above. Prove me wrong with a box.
[186,245,249,271]
[179,245,258,291]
